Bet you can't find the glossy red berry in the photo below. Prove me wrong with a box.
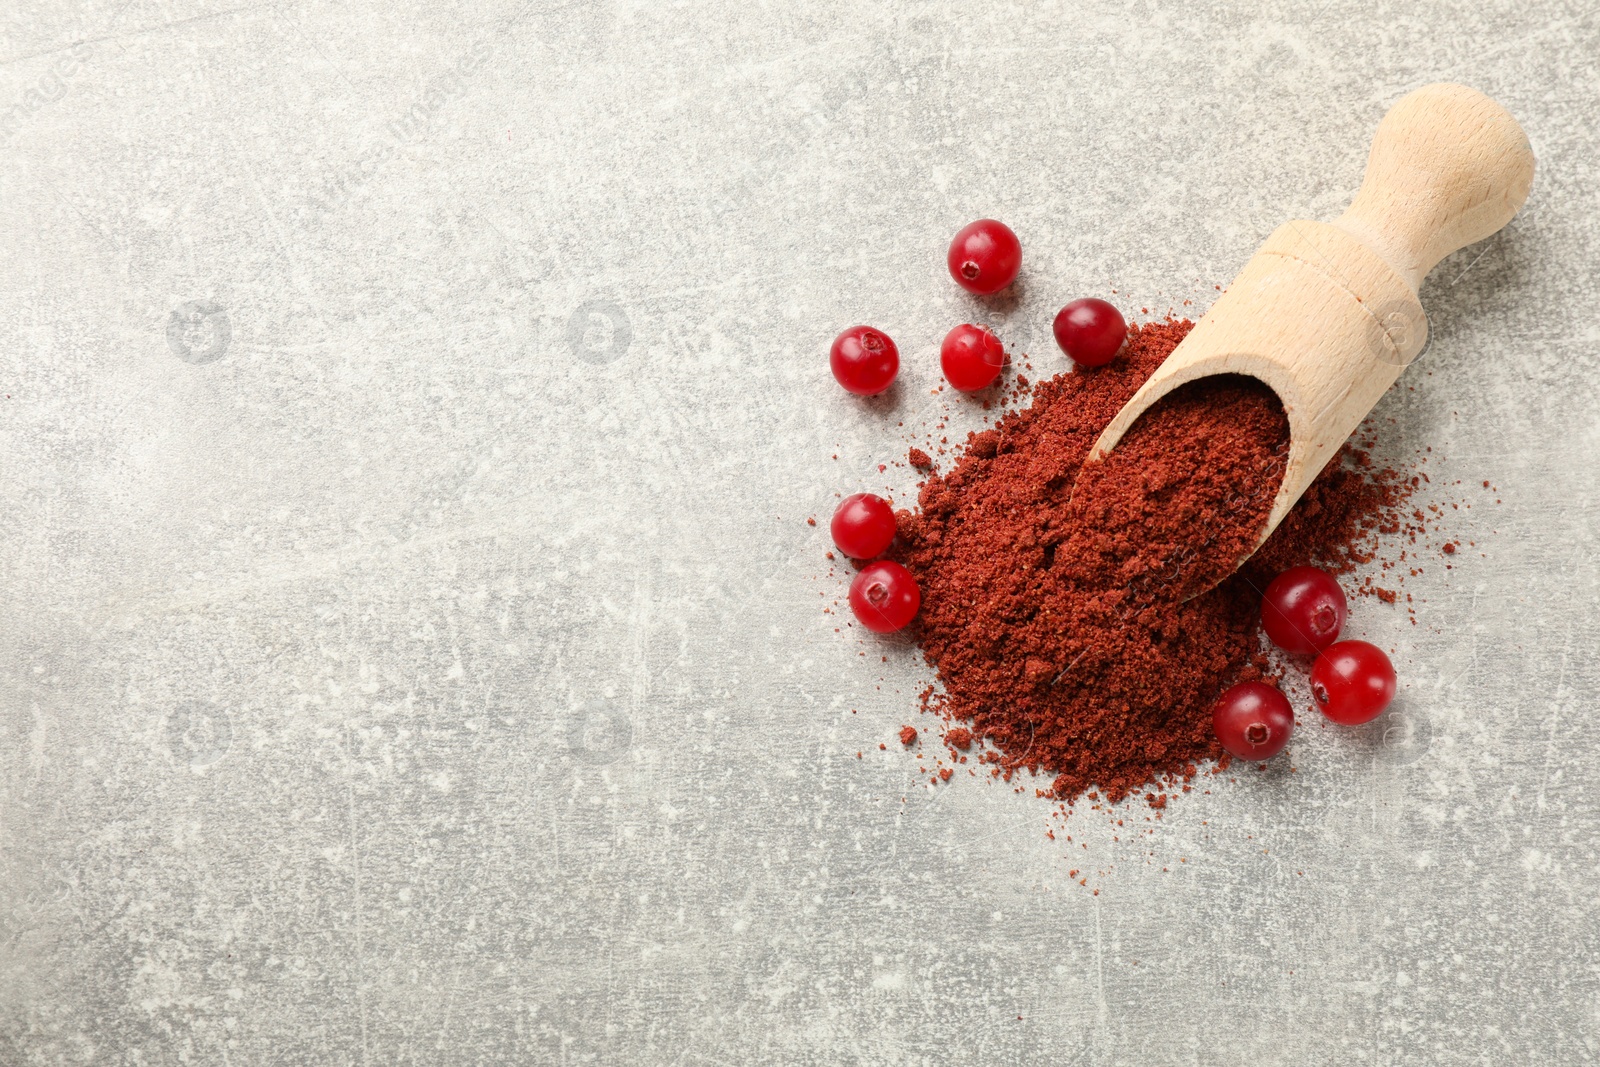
[947,220,1021,295]
[1311,640,1396,725]
[1212,681,1294,760]
[1261,566,1348,655]
[849,561,920,633]
[830,326,898,395]
[1052,298,1127,368]
[831,493,897,560]
[940,324,1006,392]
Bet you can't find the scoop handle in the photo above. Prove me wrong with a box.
[1333,83,1535,290]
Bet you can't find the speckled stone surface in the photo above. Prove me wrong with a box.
[2,2,1598,1063]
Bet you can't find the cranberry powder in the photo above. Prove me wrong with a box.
[893,319,1410,803]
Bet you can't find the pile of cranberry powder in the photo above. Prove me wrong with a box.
[890,320,1409,803]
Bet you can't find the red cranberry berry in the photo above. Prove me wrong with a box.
[849,561,920,633]
[947,220,1021,296]
[940,324,1006,392]
[830,326,898,395]
[831,493,897,560]
[1261,565,1348,655]
[1212,681,1294,760]
[1052,298,1127,368]
[1311,640,1396,725]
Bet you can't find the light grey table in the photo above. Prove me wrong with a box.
[2,2,1597,1063]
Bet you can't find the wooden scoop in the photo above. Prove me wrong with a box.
[1074,83,1534,591]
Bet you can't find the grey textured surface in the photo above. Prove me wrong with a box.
[2,1,1598,1063]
